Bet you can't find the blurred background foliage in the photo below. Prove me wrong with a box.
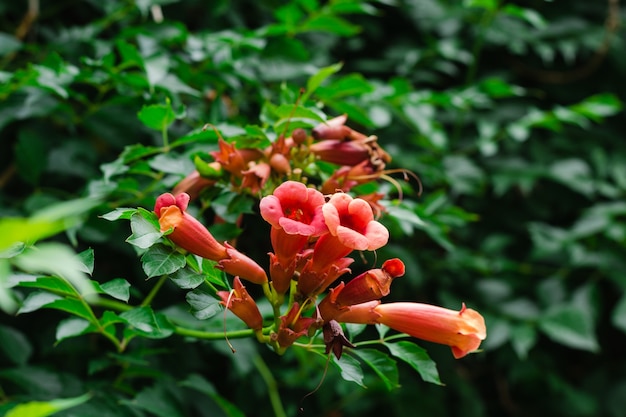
[1,0,626,416]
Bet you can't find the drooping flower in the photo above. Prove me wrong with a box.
[218,242,269,285]
[217,277,263,331]
[241,161,271,195]
[323,319,355,359]
[322,192,389,251]
[336,301,486,359]
[154,192,228,260]
[172,170,217,200]
[317,258,405,321]
[311,114,353,140]
[155,193,267,285]
[310,140,371,167]
[210,138,247,175]
[276,303,318,348]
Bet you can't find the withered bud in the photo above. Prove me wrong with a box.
[323,320,356,359]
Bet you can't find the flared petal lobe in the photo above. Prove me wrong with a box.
[322,193,388,251]
[335,301,486,359]
[259,181,327,236]
[154,193,228,260]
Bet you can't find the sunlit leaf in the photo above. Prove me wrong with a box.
[5,393,91,417]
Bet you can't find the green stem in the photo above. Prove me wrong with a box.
[141,274,168,307]
[93,297,133,312]
[174,326,256,340]
[162,124,169,149]
[253,354,287,417]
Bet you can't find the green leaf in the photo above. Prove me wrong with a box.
[100,207,137,221]
[45,298,95,321]
[138,101,176,131]
[300,14,361,36]
[332,353,366,388]
[12,243,95,299]
[5,393,91,417]
[140,244,186,278]
[0,32,22,56]
[611,293,626,334]
[18,291,63,314]
[538,304,599,352]
[185,289,222,320]
[570,93,622,122]
[0,325,32,365]
[123,383,184,417]
[127,212,162,249]
[77,248,95,275]
[120,306,175,339]
[353,348,400,390]
[386,341,443,385]
[17,276,78,296]
[0,199,99,251]
[169,268,205,289]
[181,374,246,417]
[56,317,91,343]
[100,278,131,302]
[510,323,538,359]
[302,62,343,102]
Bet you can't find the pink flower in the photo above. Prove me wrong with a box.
[336,302,487,359]
[217,277,263,331]
[322,193,388,251]
[260,181,327,236]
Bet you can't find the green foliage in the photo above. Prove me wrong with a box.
[1,0,625,416]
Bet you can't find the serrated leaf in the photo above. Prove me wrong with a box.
[100,278,131,302]
[538,304,599,352]
[332,353,366,388]
[127,212,162,249]
[141,244,186,278]
[353,348,399,390]
[5,393,91,417]
[169,268,205,289]
[56,317,91,343]
[386,341,443,385]
[120,306,175,339]
[77,248,95,275]
[185,289,222,320]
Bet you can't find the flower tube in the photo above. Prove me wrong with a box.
[336,301,486,359]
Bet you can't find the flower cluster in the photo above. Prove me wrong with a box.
[153,116,486,360]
